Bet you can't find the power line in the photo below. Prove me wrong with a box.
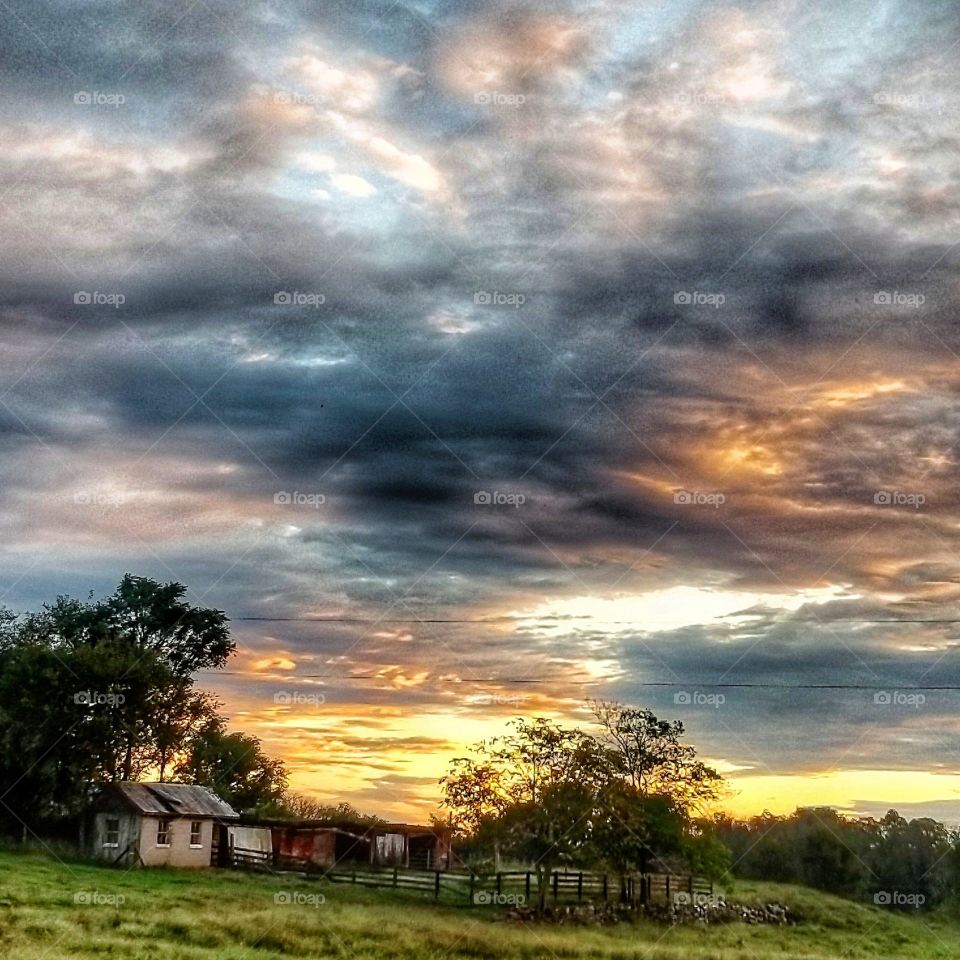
[237,616,553,623]
[196,673,960,690]
[234,616,960,624]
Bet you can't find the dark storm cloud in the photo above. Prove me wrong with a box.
[0,0,260,113]
[2,0,960,810]
[588,613,960,774]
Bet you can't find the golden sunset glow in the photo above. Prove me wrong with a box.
[725,771,960,820]
[1,0,958,834]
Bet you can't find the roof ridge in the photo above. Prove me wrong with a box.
[103,781,238,818]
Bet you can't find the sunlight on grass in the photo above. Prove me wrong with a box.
[0,852,957,959]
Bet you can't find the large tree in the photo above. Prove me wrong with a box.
[591,700,724,813]
[175,721,288,814]
[442,718,609,906]
[19,574,233,676]
[442,710,726,908]
[0,576,232,834]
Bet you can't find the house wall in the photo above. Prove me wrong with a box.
[91,811,139,864]
[138,816,215,867]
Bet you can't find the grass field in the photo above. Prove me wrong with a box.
[0,850,958,959]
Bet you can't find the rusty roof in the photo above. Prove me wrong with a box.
[239,814,446,835]
[106,782,239,819]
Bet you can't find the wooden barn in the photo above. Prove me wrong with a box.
[235,816,455,871]
[88,782,239,867]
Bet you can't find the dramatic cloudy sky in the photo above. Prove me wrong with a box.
[3,0,960,821]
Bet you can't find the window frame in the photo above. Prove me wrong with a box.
[156,818,171,848]
[189,820,203,848]
[103,817,120,848]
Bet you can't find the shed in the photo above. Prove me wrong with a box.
[236,815,455,870]
[89,782,239,867]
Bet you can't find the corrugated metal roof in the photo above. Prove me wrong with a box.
[239,815,444,835]
[110,782,239,819]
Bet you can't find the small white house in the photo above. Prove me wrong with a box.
[89,782,238,868]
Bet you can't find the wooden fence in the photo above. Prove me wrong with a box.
[218,845,712,907]
[475,869,713,906]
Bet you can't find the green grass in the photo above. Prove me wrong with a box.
[0,850,957,959]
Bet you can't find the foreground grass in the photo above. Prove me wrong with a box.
[0,850,957,959]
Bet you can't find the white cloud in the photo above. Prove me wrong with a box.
[329,172,377,197]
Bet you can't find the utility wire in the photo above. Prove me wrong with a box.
[195,673,960,690]
[234,616,960,624]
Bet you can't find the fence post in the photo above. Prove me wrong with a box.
[496,872,502,896]
[393,867,398,888]
[602,874,608,902]
[577,872,583,901]
[434,870,440,900]
[552,872,559,903]
[525,872,531,903]
[469,873,475,906]
[665,875,670,901]
[688,875,694,896]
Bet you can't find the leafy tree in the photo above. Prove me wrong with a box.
[442,718,609,906]
[867,811,955,909]
[0,576,232,835]
[19,575,232,676]
[152,687,220,783]
[499,781,598,909]
[592,782,684,876]
[591,700,724,813]
[441,759,510,835]
[442,711,726,908]
[0,641,95,831]
[176,721,288,814]
[793,808,868,896]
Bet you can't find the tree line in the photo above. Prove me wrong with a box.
[714,808,960,910]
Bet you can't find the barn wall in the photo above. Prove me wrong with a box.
[373,832,406,866]
[314,830,337,865]
[138,816,215,867]
[91,812,139,864]
[272,827,339,866]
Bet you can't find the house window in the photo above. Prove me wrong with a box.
[103,818,119,848]
[156,819,171,847]
[190,821,203,848]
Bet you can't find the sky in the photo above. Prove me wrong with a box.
[2,0,960,823]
